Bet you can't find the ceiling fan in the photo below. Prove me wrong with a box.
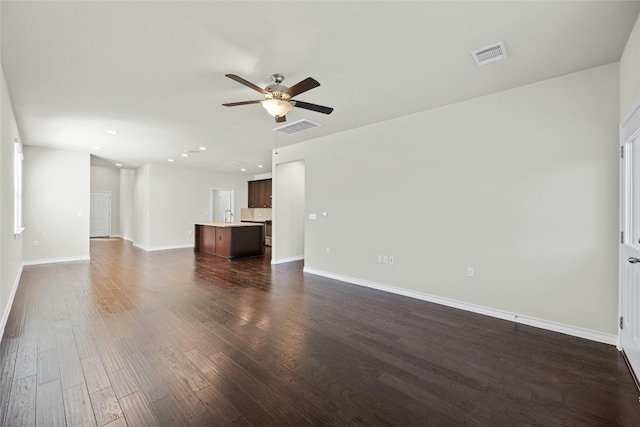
[222,73,334,123]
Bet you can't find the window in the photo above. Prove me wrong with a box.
[14,137,24,235]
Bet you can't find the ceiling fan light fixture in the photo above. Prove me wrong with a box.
[262,99,292,117]
[223,74,332,122]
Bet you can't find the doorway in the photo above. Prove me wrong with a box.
[90,191,111,237]
[210,188,235,223]
[620,103,640,389]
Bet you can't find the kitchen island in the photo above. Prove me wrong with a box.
[194,222,264,259]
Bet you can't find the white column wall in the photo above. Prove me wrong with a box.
[272,161,305,263]
[132,164,151,249]
[119,168,135,242]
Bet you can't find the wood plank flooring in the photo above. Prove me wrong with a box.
[1,238,639,426]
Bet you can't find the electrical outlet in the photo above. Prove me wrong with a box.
[32,240,38,247]
[389,256,394,265]
[309,213,317,220]
[467,267,474,277]
[383,255,388,264]
[377,255,382,263]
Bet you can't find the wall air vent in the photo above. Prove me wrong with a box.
[471,42,508,66]
[274,119,321,135]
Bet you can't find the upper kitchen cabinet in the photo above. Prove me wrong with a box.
[248,179,272,208]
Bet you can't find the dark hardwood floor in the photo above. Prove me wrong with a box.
[1,238,639,426]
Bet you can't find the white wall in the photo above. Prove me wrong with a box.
[275,63,619,338]
[272,161,305,263]
[253,172,273,180]
[621,13,640,121]
[133,163,150,249]
[87,161,250,251]
[90,165,120,236]
[0,65,24,337]
[119,168,134,241]
[139,163,248,250]
[23,146,90,263]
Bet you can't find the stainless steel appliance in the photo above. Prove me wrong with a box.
[265,220,272,246]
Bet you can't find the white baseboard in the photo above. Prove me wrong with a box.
[271,255,304,265]
[132,243,150,251]
[23,255,91,266]
[0,263,24,344]
[133,243,194,252]
[303,267,617,346]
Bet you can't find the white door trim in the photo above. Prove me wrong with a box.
[209,188,235,222]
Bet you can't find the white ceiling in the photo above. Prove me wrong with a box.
[2,1,639,174]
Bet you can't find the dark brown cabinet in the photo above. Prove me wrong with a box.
[214,227,231,258]
[194,223,263,259]
[248,179,272,208]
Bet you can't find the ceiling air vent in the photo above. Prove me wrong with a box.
[274,119,321,135]
[471,42,507,66]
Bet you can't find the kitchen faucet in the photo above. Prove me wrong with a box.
[223,210,233,224]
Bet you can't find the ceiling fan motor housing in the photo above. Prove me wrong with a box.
[265,84,291,101]
[265,74,290,99]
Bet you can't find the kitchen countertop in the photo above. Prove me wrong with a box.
[195,222,264,228]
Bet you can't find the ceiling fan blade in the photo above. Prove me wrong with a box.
[275,115,287,123]
[293,100,333,115]
[225,74,267,94]
[222,100,263,107]
[283,77,320,98]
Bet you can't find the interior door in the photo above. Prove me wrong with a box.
[621,114,640,385]
[90,192,111,237]
[210,189,234,222]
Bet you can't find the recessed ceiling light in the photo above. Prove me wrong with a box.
[92,146,101,150]
[240,168,246,172]
[257,165,263,168]
[168,159,174,162]
[199,147,207,151]
[105,130,119,135]
[232,161,244,165]
[115,163,122,167]
[181,153,189,157]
